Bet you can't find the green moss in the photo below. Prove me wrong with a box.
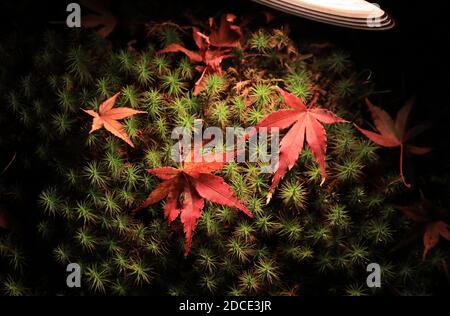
[250,30,271,53]
[0,10,444,297]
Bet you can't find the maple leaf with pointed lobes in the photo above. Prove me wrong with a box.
[355,98,431,187]
[397,198,450,260]
[250,87,346,203]
[158,26,235,95]
[81,0,117,38]
[133,151,252,256]
[83,92,146,148]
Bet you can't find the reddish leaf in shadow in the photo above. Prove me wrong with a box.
[355,98,431,187]
[81,0,117,38]
[397,198,450,260]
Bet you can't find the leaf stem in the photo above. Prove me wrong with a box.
[399,144,411,188]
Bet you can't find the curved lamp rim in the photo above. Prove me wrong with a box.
[251,0,395,31]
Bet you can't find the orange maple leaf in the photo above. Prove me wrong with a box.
[83,92,146,147]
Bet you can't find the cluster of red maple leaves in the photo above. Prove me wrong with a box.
[72,5,449,258]
[158,13,242,95]
[77,0,243,95]
[83,85,351,255]
[82,82,448,257]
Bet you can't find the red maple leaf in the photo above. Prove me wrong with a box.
[158,21,238,95]
[397,198,450,260]
[355,98,431,187]
[134,150,252,256]
[251,87,346,202]
[83,92,146,148]
[81,0,117,38]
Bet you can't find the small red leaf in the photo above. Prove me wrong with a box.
[83,92,146,147]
